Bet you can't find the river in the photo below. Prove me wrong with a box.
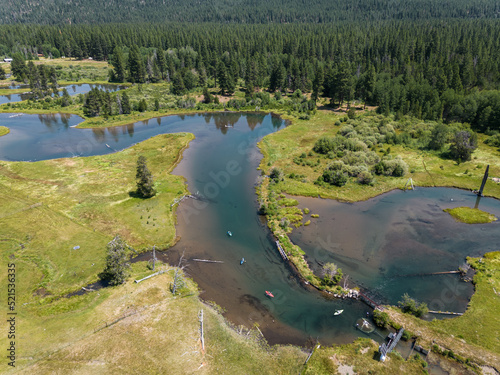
[1,112,499,348]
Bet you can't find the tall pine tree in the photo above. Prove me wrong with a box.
[136,155,156,198]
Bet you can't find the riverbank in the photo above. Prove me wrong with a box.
[384,252,500,371]
[256,109,500,371]
[257,110,500,293]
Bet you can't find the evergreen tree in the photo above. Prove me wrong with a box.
[137,99,148,112]
[27,60,41,98]
[269,61,286,92]
[198,61,207,87]
[83,87,106,117]
[99,235,131,286]
[38,65,49,95]
[361,65,376,108]
[312,65,324,103]
[111,46,126,83]
[127,44,145,83]
[183,69,198,90]
[49,66,58,96]
[136,155,156,198]
[171,71,186,95]
[0,66,5,80]
[336,60,353,106]
[121,91,131,114]
[156,46,167,80]
[219,65,235,95]
[10,53,27,81]
[61,88,71,107]
[202,86,213,103]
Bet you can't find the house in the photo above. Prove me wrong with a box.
[3,58,13,62]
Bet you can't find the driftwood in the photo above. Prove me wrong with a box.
[192,259,224,264]
[134,269,167,283]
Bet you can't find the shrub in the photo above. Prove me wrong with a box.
[269,167,284,182]
[484,133,500,148]
[358,171,374,185]
[374,157,408,177]
[449,130,477,162]
[398,293,429,317]
[313,136,337,154]
[342,150,379,166]
[321,170,348,187]
[372,310,390,328]
[347,107,356,119]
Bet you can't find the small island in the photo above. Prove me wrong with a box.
[444,206,497,224]
[0,125,9,136]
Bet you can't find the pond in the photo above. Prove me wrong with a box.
[289,188,500,314]
[1,112,498,349]
[0,83,124,105]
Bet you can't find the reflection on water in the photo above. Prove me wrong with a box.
[0,83,124,105]
[0,112,282,161]
[37,113,72,130]
[290,188,500,313]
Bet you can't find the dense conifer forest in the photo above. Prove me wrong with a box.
[3,20,500,132]
[0,0,499,24]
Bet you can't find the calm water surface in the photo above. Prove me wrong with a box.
[0,83,124,105]
[289,189,500,314]
[1,112,498,348]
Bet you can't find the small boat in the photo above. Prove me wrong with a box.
[265,290,274,298]
[334,309,343,316]
[240,258,245,265]
[227,231,233,237]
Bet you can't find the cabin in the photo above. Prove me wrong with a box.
[3,58,13,63]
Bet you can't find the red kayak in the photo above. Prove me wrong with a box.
[265,290,274,298]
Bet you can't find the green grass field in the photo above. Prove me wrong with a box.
[0,132,193,297]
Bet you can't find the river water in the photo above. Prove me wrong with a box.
[1,112,499,348]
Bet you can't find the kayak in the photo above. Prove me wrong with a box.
[265,290,274,298]
[240,258,245,265]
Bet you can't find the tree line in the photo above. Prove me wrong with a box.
[4,20,500,132]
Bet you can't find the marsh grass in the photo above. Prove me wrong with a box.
[444,207,497,224]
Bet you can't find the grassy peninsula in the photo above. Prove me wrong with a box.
[0,126,9,136]
[444,207,497,224]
